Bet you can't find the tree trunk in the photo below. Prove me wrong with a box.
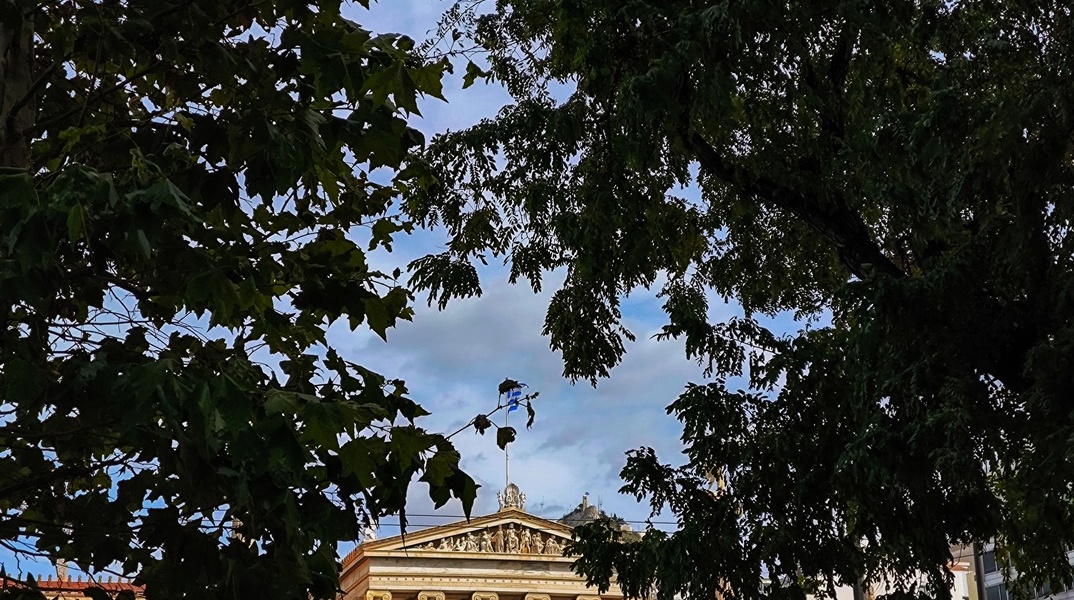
[0,9,34,169]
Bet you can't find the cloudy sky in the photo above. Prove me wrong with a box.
[342,0,733,535]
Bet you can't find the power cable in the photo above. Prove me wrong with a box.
[374,513,679,527]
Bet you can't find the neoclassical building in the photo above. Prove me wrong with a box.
[340,484,623,600]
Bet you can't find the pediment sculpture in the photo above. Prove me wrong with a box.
[411,523,568,555]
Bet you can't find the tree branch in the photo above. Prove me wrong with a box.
[25,59,165,137]
[0,453,134,502]
[686,131,904,280]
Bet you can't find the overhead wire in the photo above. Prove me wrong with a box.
[374,513,679,527]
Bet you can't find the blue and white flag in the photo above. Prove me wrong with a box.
[506,387,524,412]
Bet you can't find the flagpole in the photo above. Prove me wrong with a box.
[503,385,524,489]
[505,402,510,487]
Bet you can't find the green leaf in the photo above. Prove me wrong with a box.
[525,401,536,429]
[461,60,487,90]
[365,296,389,341]
[473,414,492,435]
[497,378,521,395]
[495,426,515,450]
[410,62,446,101]
[264,390,298,415]
[135,229,151,258]
[448,469,479,518]
[66,203,85,241]
[82,588,111,600]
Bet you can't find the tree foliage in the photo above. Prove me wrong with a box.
[409,1,1074,600]
[0,1,480,598]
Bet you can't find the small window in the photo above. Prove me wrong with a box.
[986,584,1007,600]
[983,551,999,574]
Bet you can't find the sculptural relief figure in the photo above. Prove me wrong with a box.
[480,530,493,552]
[519,528,532,553]
[438,537,452,551]
[421,542,435,550]
[492,525,504,553]
[455,536,467,551]
[532,532,544,555]
[506,524,519,553]
[464,532,478,551]
[544,536,561,555]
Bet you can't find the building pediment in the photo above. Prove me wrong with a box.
[354,508,574,559]
[340,497,623,600]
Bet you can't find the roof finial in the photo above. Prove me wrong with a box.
[497,483,525,511]
[362,521,378,542]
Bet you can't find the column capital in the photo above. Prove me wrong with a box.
[419,592,445,600]
[473,593,499,600]
[367,591,392,600]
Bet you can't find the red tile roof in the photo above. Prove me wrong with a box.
[1,574,144,594]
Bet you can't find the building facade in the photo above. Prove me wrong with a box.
[340,484,623,600]
[979,544,1074,600]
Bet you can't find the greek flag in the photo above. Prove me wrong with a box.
[506,387,524,412]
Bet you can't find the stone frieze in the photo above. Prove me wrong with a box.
[406,523,568,555]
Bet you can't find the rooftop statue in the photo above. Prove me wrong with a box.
[497,483,525,510]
